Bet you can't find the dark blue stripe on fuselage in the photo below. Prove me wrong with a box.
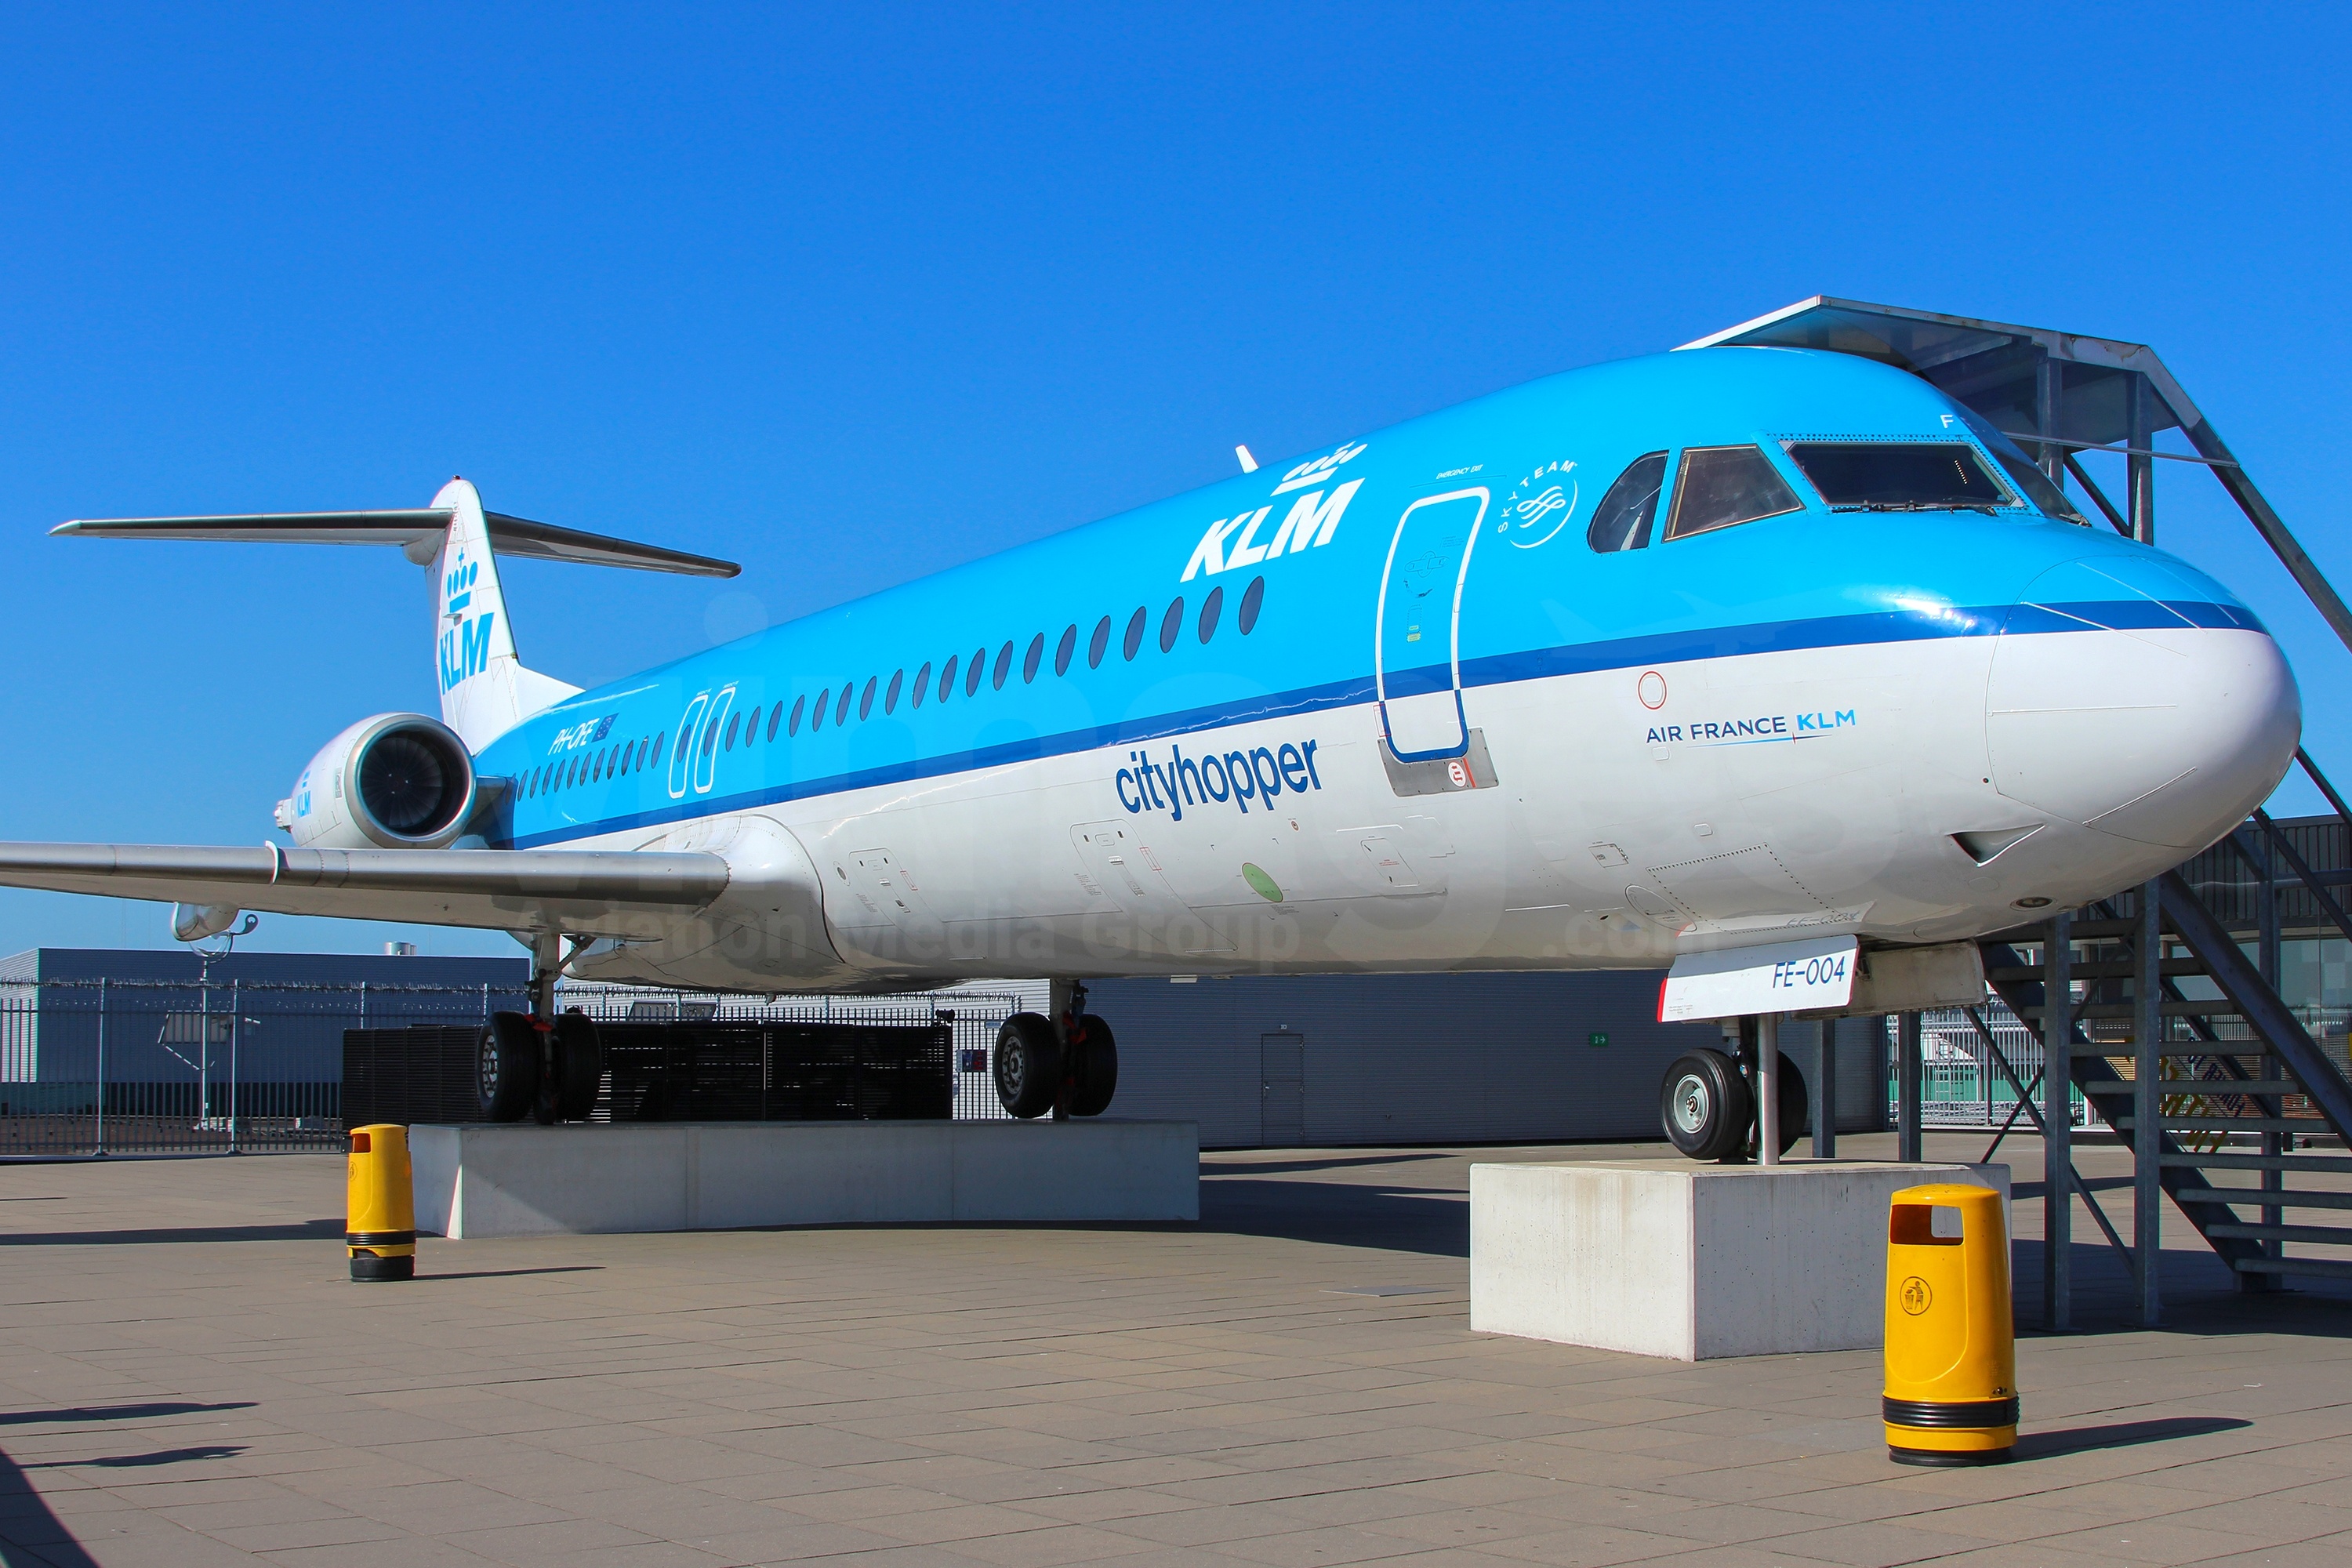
[495,598,2252,848]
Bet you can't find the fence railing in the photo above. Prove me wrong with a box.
[1896,1002,2105,1131]
[1,978,1026,1158]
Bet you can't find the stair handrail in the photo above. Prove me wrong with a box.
[2296,748,2352,828]
[2156,869,2352,1138]
[2246,809,2352,950]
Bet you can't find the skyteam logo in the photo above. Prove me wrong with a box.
[437,551,495,694]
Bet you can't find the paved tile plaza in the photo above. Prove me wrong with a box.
[1,1134,2347,1566]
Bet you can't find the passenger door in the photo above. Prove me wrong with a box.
[1376,488,1489,760]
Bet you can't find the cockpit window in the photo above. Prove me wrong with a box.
[1948,407,2089,523]
[1784,442,2013,512]
[1664,445,1804,541]
[1585,452,1668,553]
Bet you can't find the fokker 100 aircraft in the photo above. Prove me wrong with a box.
[1,340,2299,1152]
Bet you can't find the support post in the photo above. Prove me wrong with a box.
[531,933,562,1020]
[228,978,241,1154]
[1896,1011,1922,1163]
[2035,350,2063,482]
[2043,912,2074,1330]
[93,978,107,1158]
[2259,840,2285,1276]
[1757,1014,1780,1167]
[2135,881,2163,1326]
[2128,373,2156,545]
[1813,1017,1837,1158]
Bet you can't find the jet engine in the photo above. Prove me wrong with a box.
[274,714,478,850]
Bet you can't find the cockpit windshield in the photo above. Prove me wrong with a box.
[1949,406,2089,524]
[1784,442,2013,513]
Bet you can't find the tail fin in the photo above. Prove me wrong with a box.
[53,481,739,750]
[427,479,580,747]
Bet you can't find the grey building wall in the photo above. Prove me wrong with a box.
[1088,971,1730,1148]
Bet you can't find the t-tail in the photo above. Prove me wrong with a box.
[53,479,738,750]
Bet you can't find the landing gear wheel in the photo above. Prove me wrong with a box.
[994,1012,1062,1119]
[1751,1052,1809,1160]
[549,1011,604,1123]
[480,1011,542,1123]
[1661,1049,1750,1162]
[1068,1014,1118,1116]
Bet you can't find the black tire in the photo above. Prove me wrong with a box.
[1661,1049,1750,1162]
[551,1011,604,1122]
[480,1011,541,1123]
[1069,1014,1118,1116]
[994,1012,1062,1119]
[1753,1051,1809,1158]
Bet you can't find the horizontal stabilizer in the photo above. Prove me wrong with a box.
[0,842,730,938]
[52,508,739,578]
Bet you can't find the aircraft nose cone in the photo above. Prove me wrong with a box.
[1984,554,2299,850]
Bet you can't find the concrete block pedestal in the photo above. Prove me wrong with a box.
[1470,1160,2011,1361]
[411,1119,1199,1238]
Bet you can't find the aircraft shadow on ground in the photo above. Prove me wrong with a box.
[0,1403,252,1427]
[1202,1152,1457,1178]
[2009,1240,2352,1338]
[1199,1175,1468,1258]
[0,1219,342,1247]
[0,1411,252,1567]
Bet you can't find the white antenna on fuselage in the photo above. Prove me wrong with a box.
[1235,445,1259,473]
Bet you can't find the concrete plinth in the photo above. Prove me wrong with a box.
[1469,1160,2011,1361]
[410,1119,1199,1238]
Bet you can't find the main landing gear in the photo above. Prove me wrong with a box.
[477,931,605,1124]
[993,980,1119,1120]
[1659,1016,1806,1163]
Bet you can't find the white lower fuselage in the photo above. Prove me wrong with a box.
[568,618,2297,993]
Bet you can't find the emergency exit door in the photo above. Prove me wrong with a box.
[1376,488,1488,760]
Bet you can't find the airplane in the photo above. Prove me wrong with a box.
[2,341,2299,1149]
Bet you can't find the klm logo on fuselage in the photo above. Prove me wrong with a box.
[1181,441,1369,582]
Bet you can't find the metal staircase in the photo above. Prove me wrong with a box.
[1976,803,2352,1325]
[1695,297,2352,1327]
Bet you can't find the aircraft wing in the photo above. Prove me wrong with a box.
[0,843,731,937]
[49,509,740,578]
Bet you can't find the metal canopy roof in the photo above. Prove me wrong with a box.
[1684,296,2352,655]
[1681,295,2200,448]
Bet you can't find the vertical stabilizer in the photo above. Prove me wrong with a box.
[427,478,581,749]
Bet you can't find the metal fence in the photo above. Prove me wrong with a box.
[1,977,1028,1159]
[1899,1001,2105,1131]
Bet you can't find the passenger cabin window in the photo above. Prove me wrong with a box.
[1238,575,1265,633]
[1784,441,2013,512]
[1664,445,1803,541]
[1586,452,1668,552]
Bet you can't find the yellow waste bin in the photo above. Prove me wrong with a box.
[346,1124,416,1282]
[1883,1181,2014,1465]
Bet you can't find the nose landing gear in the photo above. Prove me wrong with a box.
[1659,1018,1807,1162]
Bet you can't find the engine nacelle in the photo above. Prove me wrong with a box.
[275,713,478,850]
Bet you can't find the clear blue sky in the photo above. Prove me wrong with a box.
[3,3,2346,958]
